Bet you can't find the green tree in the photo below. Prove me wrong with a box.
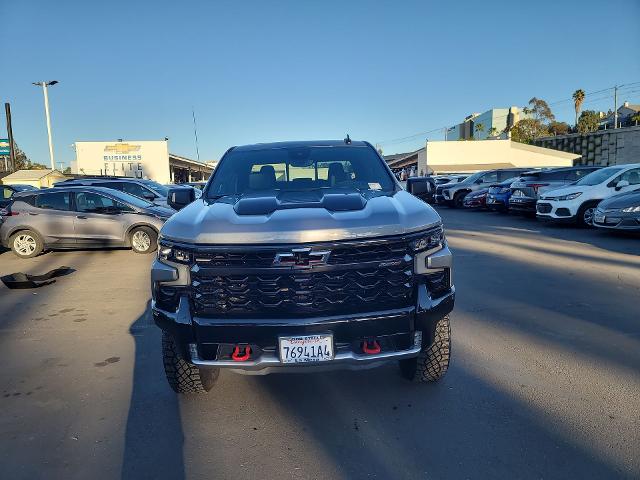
[487,127,499,138]
[11,144,48,170]
[632,112,640,126]
[510,118,550,144]
[572,89,585,127]
[549,121,570,136]
[577,110,599,133]
[474,122,485,139]
[522,97,555,124]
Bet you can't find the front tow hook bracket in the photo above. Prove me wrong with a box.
[362,340,381,355]
[231,345,252,362]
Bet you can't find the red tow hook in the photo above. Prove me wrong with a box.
[231,345,251,362]
[362,340,381,355]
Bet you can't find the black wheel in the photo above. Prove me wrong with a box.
[576,202,598,227]
[130,226,157,254]
[162,332,219,393]
[399,315,451,383]
[453,192,467,208]
[10,230,44,258]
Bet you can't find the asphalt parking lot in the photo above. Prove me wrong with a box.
[0,208,638,480]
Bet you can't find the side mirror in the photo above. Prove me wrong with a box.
[615,180,630,191]
[168,187,196,210]
[143,192,157,200]
[407,178,434,196]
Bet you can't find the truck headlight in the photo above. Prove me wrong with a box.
[158,240,192,264]
[410,225,445,255]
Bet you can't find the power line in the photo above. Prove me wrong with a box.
[377,81,640,148]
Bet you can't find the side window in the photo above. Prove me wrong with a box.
[35,192,71,211]
[76,192,135,213]
[1,187,13,199]
[481,172,498,183]
[541,170,567,181]
[122,182,155,199]
[618,168,640,185]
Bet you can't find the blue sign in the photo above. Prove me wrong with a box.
[0,139,9,155]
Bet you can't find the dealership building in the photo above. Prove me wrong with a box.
[73,140,214,184]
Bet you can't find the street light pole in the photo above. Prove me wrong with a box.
[33,81,59,170]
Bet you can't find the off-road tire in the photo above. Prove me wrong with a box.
[10,229,44,258]
[130,226,157,254]
[162,332,219,393]
[576,201,598,228]
[453,192,467,209]
[399,315,451,382]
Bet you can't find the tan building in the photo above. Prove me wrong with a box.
[418,139,579,174]
[1,169,67,188]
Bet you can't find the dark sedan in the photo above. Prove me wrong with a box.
[593,188,640,232]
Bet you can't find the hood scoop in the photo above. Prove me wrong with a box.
[234,191,367,215]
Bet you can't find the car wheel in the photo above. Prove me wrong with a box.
[399,315,451,383]
[10,230,44,258]
[162,332,219,393]
[130,226,157,254]
[453,192,466,209]
[577,202,598,227]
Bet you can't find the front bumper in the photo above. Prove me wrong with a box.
[508,196,537,213]
[593,209,640,231]
[151,245,455,374]
[535,200,578,221]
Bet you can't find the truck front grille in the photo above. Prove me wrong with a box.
[187,235,421,318]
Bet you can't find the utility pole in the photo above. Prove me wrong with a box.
[444,127,448,141]
[192,107,200,162]
[613,85,618,129]
[5,103,16,172]
[33,81,59,169]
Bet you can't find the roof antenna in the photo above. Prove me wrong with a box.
[344,134,351,145]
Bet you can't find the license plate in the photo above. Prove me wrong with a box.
[594,214,605,223]
[279,334,334,364]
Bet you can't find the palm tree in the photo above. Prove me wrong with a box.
[474,122,485,139]
[573,89,585,127]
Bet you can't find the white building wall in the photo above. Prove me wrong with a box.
[74,140,171,184]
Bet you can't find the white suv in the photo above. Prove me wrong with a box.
[536,163,640,226]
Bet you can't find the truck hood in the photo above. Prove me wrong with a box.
[160,190,441,244]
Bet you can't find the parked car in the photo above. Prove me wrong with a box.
[434,175,468,203]
[54,177,173,209]
[1,184,39,209]
[184,181,207,191]
[441,168,532,208]
[593,187,640,232]
[463,188,489,209]
[152,139,454,393]
[406,176,437,203]
[536,163,640,226]
[0,186,173,258]
[485,177,521,212]
[509,166,601,216]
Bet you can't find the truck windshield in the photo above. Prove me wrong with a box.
[206,145,395,198]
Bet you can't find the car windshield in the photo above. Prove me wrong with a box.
[574,166,624,186]
[142,180,169,196]
[100,188,155,208]
[11,185,38,192]
[206,145,395,198]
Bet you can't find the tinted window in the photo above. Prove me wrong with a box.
[616,168,640,185]
[207,145,394,197]
[565,168,597,181]
[36,192,71,211]
[75,192,133,213]
[1,187,13,199]
[539,170,568,181]
[479,172,498,183]
[142,180,169,196]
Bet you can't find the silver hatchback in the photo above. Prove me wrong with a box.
[0,186,173,258]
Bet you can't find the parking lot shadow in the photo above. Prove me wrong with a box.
[121,302,186,480]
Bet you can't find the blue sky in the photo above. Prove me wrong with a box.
[1,0,639,168]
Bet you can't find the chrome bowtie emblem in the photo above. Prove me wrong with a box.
[273,248,331,268]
